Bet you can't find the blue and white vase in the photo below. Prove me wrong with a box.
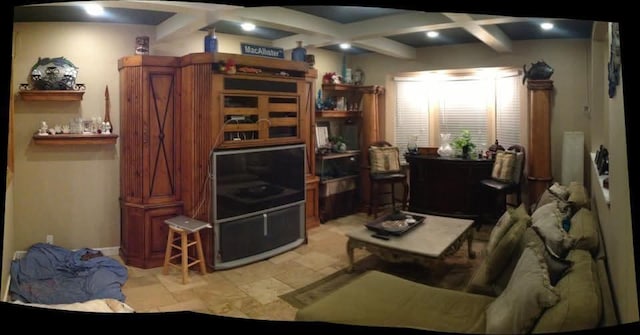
[292,41,306,62]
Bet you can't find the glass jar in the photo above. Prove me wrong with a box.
[437,133,454,157]
[407,135,418,155]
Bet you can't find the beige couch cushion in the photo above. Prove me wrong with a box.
[295,270,493,333]
[486,247,560,334]
[532,249,603,333]
[569,208,600,257]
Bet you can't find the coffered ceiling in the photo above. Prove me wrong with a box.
[13,1,596,59]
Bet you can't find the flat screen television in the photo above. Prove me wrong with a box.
[212,144,306,222]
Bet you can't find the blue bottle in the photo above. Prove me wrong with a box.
[292,41,306,62]
[204,28,217,53]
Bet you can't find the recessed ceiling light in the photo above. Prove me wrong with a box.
[241,23,256,31]
[426,31,439,38]
[339,43,351,49]
[84,4,104,16]
[540,22,554,30]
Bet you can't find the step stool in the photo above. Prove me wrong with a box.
[162,215,212,284]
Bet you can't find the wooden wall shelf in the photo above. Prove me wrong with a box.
[19,90,85,101]
[33,133,118,145]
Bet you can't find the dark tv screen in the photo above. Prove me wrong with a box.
[212,144,306,221]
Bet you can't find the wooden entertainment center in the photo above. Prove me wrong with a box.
[118,53,319,269]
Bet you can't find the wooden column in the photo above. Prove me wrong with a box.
[359,85,385,211]
[527,79,554,204]
[304,69,321,229]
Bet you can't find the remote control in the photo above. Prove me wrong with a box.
[371,233,390,240]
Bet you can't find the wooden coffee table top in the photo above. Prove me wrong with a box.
[346,212,474,258]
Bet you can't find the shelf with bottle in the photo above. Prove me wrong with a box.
[33,118,117,145]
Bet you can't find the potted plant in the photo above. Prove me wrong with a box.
[328,135,347,152]
[452,130,475,159]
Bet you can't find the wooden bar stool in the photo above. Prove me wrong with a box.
[162,215,212,284]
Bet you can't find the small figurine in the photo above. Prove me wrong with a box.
[39,121,49,135]
[104,121,112,134]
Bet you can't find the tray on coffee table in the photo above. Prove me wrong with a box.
[365,212,425,236]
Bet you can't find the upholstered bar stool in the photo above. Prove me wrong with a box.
[163,216,212,284]
[368,141,409,218]
[480,145,526,222]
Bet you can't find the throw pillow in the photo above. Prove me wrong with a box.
[532,189,559,213]
[567,181,590,209]
[496,151,517,182]
[532,212,577,259]
[491,151,506,180]
[568,208,600,257]
[529,231,574,286]
[487,203,531,255]
[510,151,524,184]
[485,217,529,283]
[485,247,561,334]
[549,182,570,200]
[369,146,401,174]
[532,201,571,225]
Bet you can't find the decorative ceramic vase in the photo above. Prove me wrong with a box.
[292,41,306,62]
[437,133,454,157]
[204,28,218,53]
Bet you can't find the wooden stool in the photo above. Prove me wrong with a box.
[162,216,211,284]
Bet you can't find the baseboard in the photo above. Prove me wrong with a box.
[94,247,120,257]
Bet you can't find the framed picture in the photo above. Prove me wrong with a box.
[315,125,329,149]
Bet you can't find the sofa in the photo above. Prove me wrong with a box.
[295,182,618,333]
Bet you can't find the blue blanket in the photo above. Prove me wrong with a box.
[9,243,128,304]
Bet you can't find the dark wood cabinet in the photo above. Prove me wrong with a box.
[406,155,493,219]
[118,56,183,268]
[119,53,319,270]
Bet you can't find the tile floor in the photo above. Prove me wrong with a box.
[119,211,489,321]
[119,212,374,320]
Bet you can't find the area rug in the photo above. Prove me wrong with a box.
[280,236,488,309]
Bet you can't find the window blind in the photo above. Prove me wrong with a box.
[395,80,429,160]
[496,75,521,149]
[439,79,489,149]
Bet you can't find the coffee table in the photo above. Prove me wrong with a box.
[346,211,475,272]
